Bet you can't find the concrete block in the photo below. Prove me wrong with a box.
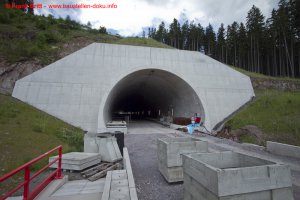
[101,148,137,200]
[123,148,136,189]
[49,152,101,171]
[267,141,300,159]
[157,137,208,183]
[84,132,122,162]
[101,171,112,200]
[183,151,294,199]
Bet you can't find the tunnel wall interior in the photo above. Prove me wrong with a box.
[103,69,205,124]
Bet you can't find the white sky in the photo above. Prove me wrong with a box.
[35,0,280,36]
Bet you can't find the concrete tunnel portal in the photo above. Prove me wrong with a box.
[103,69,205,124]
[12,43,255,133]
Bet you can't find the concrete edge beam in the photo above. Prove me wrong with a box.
[267,141,300,159]
[101,171,112,200]
[123,148,135,188]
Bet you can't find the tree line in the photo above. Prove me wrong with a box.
[148,0,300,78]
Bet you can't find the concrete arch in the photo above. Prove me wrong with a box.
[99,68,205,129]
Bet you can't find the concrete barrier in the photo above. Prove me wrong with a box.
[267,141,300,159]
[183,151,294,200]
[157,137,208,183]
[102,147,138,200]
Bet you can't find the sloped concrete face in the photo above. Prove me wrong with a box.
[12,43,254,132]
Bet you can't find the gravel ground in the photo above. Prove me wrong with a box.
[125,120,300,200]
[125,133,183,200]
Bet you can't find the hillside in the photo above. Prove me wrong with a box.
[220,68,300,146]
[0,7,171,94]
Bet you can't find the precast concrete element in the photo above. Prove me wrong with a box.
[12,43,255,133]
[157,137,208,182]
[107,121,127,134]
[267,141,300,159]
[102,148,138,200]
[123,148,138,199]
[49,152,101,171]
[182,151,294,200]
[84,132,122,162]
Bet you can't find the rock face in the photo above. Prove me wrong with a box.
[217,125,265,145]
[0,59,42,94]
[251,77,300,91]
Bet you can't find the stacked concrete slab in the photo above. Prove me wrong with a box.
[157,137,208,182]
[183,151,294,200]
[101,148,138,200]
[49,152,101,171]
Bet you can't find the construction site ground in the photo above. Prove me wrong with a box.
[126,120,300,200]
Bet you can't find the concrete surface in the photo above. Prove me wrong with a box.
[12,43,254,133]
[49,152,101,171]
[84,133,122,162]
[183,151,294,199]
[51,179,105,197]
[157,137,208,182]
[267,141,300,159]
[102,148,138,200]
[34,177,104,200]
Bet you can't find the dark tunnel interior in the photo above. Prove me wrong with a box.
[103,69,205,122]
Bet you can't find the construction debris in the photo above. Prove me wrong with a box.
[80,161,121,182]
[87,163,120,182]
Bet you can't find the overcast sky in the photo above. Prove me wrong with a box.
[35,0,280,36]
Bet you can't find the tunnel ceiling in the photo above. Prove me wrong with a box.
[104,69,205,121]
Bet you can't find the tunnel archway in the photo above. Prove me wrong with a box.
[103,69,205,125]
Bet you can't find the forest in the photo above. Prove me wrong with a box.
[148,0,300,78]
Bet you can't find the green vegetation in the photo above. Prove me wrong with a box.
[0,7,170,64]
[115,37,172,49]
[231,66,300,82]
[148,1,300,79]
[0,8,118,64]
[0,94,84,175]
[226,90,300,146]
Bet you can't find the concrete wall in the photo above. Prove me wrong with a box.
[182,152,294,199]
[267,141,300,159]
[157,137,208,182]
[12,43,254,132]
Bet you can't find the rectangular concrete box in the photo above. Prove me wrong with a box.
[183,151,294,200]
[157,137,208,183]
[49,152,101,171]
[267,141,300,159]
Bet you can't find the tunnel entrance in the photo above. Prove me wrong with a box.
[103,69,205,124]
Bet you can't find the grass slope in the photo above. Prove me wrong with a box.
[0,94,83,175]
[232,66,300,82]
[227,90,300,145]
[114,37,172,48]
[225,69,300,146]
[0,7,171,65]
